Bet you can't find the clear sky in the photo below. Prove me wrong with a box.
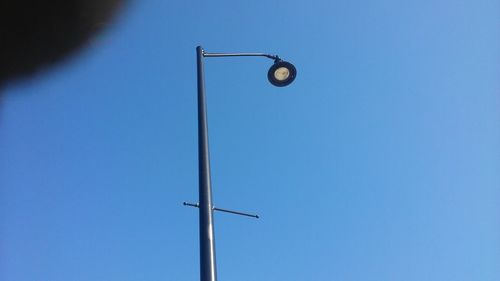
[1,0,499,280]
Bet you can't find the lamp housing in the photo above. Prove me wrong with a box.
[267,60,296,87]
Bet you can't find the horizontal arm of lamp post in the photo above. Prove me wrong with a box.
[203,52,280,61]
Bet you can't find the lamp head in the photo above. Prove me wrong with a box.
[267,60,296,87]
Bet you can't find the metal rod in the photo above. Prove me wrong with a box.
[183,202,199,208]
[184,202,259,219]
[213,207,260,219]
[203,52,279,60]
[197,46,217,281]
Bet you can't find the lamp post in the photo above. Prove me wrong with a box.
[187,45,296,281]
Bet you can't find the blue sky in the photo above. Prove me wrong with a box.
[1,0,499,280]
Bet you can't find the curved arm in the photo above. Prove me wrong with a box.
[203,51,280,61]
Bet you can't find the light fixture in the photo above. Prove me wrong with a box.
[267,60,297,87]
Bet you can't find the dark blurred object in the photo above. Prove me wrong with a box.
[0,0,124,86]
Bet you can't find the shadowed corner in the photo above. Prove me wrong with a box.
[0,0,127,93]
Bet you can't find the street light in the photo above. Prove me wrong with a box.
[185,46,296,281]
[268,60,297,87]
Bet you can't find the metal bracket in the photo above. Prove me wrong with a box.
[183,202,259,219]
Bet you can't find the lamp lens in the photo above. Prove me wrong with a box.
[274,67,290,81]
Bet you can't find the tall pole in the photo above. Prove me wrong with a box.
[196,46,218,281]
[191,46,294,281]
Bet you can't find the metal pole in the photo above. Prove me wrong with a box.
[196,46,218,281]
